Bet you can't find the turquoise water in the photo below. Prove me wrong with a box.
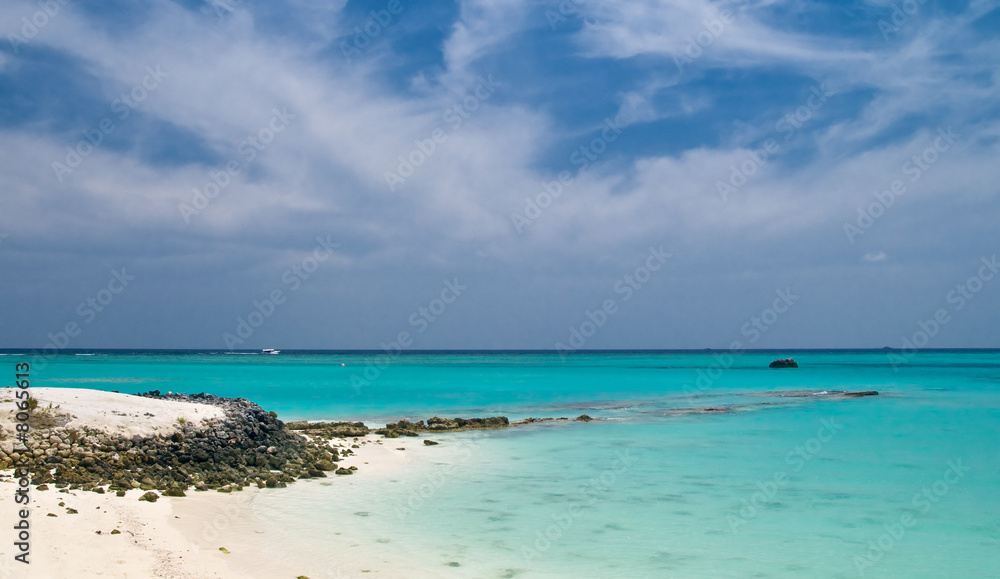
[8,350,1000,577]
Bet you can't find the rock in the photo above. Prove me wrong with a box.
[138,491,159,502]
[769,358,799,368]
[334,468,353,475]
[111,529,121,535]
[575,414,593,422]
[426,417,459,430]
[378,416,510,437]
[844,390,879,397]
[287,421,370,438]
[424,440,439,446]
[163,486,187,497]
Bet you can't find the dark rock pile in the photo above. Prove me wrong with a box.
[1,391,340,494]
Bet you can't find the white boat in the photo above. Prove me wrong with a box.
[261,349,280,355]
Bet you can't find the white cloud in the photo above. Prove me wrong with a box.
[1,0,999,347]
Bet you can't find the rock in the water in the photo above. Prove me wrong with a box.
[575,414,593,422]
[769,358,798,368]
[424,440,439,446]
[426,417,459,430]
[844,390,878,397]
[376,416,510,437]
[334,468,353,475]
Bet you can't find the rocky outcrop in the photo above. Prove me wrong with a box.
[375,416,510,438]
[769,358,799,368]
[284,421,370,438]
[0,391,339,493]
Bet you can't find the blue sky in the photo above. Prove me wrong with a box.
[1,0,998,349]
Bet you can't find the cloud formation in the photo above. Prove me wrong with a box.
[1,0,998,349]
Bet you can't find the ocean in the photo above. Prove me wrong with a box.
[7,349,1000,577]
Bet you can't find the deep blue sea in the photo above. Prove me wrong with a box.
[6,349,999,577]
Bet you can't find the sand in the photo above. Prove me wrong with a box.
[0,387,225,438]
[0,388,446,578]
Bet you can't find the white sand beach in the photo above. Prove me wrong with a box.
[0,388,449,578]
[0,387,226,438]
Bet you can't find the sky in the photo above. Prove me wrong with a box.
[1,0,998,350]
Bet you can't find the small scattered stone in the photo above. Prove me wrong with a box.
[110,529,121,535]
[219,547,230,554]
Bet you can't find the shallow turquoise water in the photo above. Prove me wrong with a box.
[9,350,1000,577]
